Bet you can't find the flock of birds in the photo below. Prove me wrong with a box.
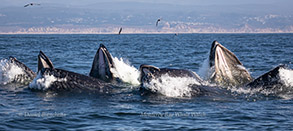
[24,3,164,35]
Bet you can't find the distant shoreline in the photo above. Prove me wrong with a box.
[1,32,292,35]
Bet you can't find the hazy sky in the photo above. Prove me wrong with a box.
[1,0,292,7]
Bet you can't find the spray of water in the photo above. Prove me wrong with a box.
[279,68,293,87]
[197,57,211,80]
[29,72,67,90]
[142,74,202,97]
[110,57,140,86]
[0,59,25,85]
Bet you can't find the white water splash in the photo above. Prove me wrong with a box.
[0,59,25,85]
[279,68,293,87]
[142,74,202,97]
[111,57,140,86]
[197,57,210,80]
[29,72,67,90]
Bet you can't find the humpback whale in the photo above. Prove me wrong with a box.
[89,44,118,83]
[140,64,203,86]
[30,51,112,91]
[140,65,202,90]
[209,41,253,86]
[139,64,226,97]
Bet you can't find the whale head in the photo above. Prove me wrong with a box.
[89,44,115,82]
[38,51,54,72]
[209,41,252,86]
[8,56,36,84]
[139,64,203,87]
[139,64,161,85]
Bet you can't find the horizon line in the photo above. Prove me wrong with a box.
[1,32,293,35]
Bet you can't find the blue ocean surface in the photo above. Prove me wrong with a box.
[0,34,292,130]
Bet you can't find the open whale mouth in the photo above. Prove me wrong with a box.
[209,41,252,86]
[209,41,242,68]
[38,51,54,72]
[89,44,115,82]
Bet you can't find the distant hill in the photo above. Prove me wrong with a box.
[0,1,292,33]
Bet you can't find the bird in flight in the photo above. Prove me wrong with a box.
[156,18,161,27]
[118,27,122,35]
[24,3,41,7]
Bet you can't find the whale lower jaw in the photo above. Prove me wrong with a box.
[210,63,253,87]
[90,44,115,82]
[209,41,253,87]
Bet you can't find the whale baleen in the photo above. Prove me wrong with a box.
[209,41,253,86]
[89,44,117,83]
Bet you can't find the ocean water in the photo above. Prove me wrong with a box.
[0,34,292,130]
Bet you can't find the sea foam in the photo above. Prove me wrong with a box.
[111,56,140,86]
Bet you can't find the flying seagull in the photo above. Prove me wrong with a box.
[118,27,122,35]
[24,3,41,7]
[156,18,161,27]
